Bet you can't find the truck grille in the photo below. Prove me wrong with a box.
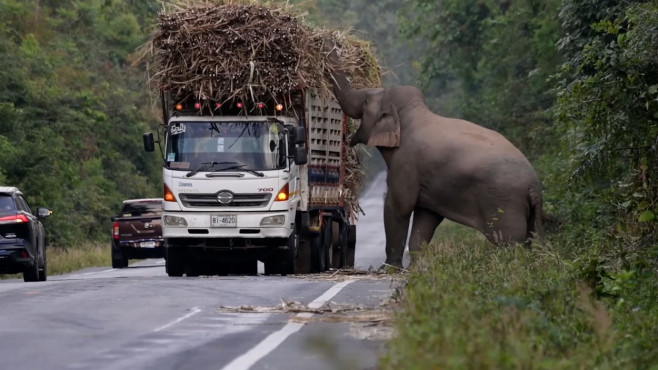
[179,192,272,208]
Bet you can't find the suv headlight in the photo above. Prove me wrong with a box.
[164,215,188,227]
[260,215,286,226]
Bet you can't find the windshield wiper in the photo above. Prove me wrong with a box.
[186,161,236,177]
[217,164,265,177]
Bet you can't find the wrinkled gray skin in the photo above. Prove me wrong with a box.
[326,45,544,269]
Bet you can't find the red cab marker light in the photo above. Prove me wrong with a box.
[194,102,201,109]
[275,104,284,111]
[215,102,222,109]
[258,102,264,109]
[236,102,244,109]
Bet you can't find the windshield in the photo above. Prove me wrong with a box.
[121,202,163,217]
[165,121,286,171]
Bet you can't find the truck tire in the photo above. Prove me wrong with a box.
[281,228,299,275]
[237,259,258,276]
[347,224,356,267]
[264,229,297,275]
[166,246,185,277]
[111,246,128,269]
[184,257,200,277]
[312,217,331,272]
[331,221,347,269]
[296,236,312,274]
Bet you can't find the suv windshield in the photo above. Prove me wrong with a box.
[165,121,286,171]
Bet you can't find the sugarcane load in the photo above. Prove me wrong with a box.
[138,0,381,276]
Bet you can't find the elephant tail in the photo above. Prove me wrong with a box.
[526,186,544,244]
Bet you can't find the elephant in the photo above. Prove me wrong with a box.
[324,42,544,269]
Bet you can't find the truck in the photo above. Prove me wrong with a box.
[143,90,357,276]
[110,198,164,268]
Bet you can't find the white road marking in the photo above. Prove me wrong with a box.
[220,279,356,370]
[153,306,202,332]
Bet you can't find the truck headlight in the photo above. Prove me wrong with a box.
[260,215,286,226]
[164,215,188,227]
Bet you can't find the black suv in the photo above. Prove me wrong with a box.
[0,186,51,282]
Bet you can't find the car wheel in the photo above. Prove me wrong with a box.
[23,262,39,282]
[38,251,47,282]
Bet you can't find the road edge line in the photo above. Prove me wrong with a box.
[220,279,356,370]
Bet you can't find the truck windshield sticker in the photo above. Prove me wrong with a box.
[217,138,225,152]
[167,153,176,162]
[171,123,186,135]
[270,125,279,134]
[170,162,190,169]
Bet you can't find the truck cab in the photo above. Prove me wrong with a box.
[144,91,355,277]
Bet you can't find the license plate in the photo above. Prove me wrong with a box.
[140,241,156,248]
[211,214,237,228]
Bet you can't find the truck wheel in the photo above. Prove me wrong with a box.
[296,236,312,274]
[238,259,258,276]
[347,224,356,267]
[323,217,332,271]
[166,246,185,277]
[185,259,200,277]
[310,229,326,272]
[112,247,128,269]
[280,229,298,275]
[331,221,346,269]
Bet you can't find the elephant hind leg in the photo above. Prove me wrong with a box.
[408,208,443,267]
[481,209,529,246]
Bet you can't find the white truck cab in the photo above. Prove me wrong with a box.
[144,91,355,276]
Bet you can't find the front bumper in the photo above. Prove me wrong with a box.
[162,211,294,239]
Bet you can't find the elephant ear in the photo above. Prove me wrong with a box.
[367,105,400,148]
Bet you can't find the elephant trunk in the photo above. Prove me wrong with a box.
[326,46,367,119]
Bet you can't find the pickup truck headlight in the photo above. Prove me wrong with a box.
[260,215,286,226]
[164,215,188,227]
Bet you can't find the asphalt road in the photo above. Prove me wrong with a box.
[0,172,400,370]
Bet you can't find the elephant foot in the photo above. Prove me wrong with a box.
[377,261,406,274]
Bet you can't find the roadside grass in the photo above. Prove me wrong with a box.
[48,243,112,275]
[0,242,111,280]
[382,221,658,369]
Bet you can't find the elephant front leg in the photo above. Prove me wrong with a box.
[408,208,443,267]
[383,194,413,269]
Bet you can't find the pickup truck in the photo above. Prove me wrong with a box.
[110,198,164,268]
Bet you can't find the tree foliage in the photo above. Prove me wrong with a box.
[400,0,562,157]
[0,0,161,246]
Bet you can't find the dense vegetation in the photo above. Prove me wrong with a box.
[0,1,162,246]
[383,0,658,367]
[0,0,656,365]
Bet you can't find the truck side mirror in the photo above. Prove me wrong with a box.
[143,132,155,152]
[294,147,307,165]
[294,126,307,144]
